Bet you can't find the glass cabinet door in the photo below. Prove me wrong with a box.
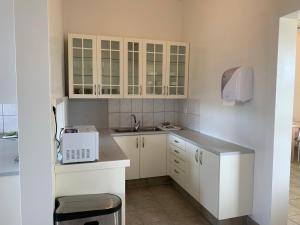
[143,41,166,97]
[124,39,142,97]
[167,43,189,98]
[98,37,123,98]
[68,34,97,98]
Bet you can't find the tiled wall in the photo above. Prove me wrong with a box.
[0,104,18,133]
[108,99,179,128]
[177,99,200,132]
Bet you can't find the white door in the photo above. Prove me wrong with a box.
[199,148,220,218]
[124,39,143,98]
[97,36,123,98]
[142,40,167,98]
[166,42,189,99]
[186,142,200,200]
[113,135,140,180]
[68,34,97,98]
[140,134,167,178]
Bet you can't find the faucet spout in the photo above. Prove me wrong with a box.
[131,114,140,131]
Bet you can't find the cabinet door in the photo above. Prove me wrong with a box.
[199,148,220,218]
[68,34,97,98]
[166,42,189,98]
[140,134,167,178]
[143,40,167,98]
[97,37,123,98]
[113,136,140,180]
[186,142,200,200]
[124,39,143,98]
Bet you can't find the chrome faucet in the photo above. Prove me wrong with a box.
[131,114,141,131]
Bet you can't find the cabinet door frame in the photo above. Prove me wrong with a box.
[199,148,220,218]
[166,41,189,99]
[124,38,143,98]
[97,36,124,98]
[139,134,167,178]
[142,40,167,99]
[68,33,98,99]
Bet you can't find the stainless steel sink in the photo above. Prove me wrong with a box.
[113,127,162,133]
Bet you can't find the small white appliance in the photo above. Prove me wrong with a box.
[221,66,253,104]
[60,125,99,164]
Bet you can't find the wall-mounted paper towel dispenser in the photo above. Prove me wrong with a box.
[221,66,253,104]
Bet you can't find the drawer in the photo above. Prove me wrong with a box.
[170,154,186,172]
[170,164,186,187]
[169,144,186,161]
[169,135,186,150]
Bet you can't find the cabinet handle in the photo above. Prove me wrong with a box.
[174,159,179,164]
[140,86,142,95]
[94,85,97,95]
[174,169,179,174]
[174,149,179,154]
[174,140,179,143]
[199,151,203,165]
[98,84,101,95]
[195,149,199,163]
[142,137,145,148]
[163,86,165,95]
[136,137,139,149]
[167,86,169,95]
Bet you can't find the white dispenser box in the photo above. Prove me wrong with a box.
[61,125,99,164]
[221,66,253,104]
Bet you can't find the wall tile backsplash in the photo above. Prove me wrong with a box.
[0,104,18,133]
[108,99,179,128]
[108,98,201,132]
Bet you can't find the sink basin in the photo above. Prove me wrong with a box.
[139,127,162,132]
[114,127,162,133]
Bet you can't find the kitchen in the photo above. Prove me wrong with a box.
[2,1,300,225]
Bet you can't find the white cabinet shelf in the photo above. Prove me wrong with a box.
[68,34,189,99]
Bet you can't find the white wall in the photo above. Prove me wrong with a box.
[293,30,300,121]
[62,0,184,41]
[0,0,17,103]
[181,1,300,225]
[49,0,65,100]
[14,0,54,225]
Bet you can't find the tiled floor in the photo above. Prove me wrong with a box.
[289,163,300,225]
[126,184,210,225]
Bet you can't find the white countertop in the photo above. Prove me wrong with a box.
[55,129,130,174]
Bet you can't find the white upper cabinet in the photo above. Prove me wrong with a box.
[97,36,123,98]
[68,34,97,98]
[124,39,143,98]
[68,34,189,99]
[166,42,189,98]
[143,40,167,98]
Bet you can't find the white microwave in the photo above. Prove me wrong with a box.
[60,125,99,164]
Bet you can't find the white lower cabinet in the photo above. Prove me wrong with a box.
[114,134,167,180]
[168,134,254,220]
[114,135,140,180]
[186,142,200,201]
[140,134,167,178]
[198,147,219,218]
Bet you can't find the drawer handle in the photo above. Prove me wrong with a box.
[174,140,179,143]
[174,150,179,154]
[174,169,179,174]
[174,159,179,164]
